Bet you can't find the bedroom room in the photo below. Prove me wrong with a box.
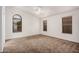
[0,6,79,53]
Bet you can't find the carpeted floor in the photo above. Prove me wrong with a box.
[3,35,79,53]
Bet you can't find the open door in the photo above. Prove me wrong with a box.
[0,6,5,52]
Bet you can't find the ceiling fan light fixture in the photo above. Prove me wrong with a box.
[34,7,41,14]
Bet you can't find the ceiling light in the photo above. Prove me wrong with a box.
[33,7,41,14]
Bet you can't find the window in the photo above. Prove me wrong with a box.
[13,14,22,32]
[43,20,47,31]
[62,16,72,34]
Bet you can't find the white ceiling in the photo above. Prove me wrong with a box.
[13,6,79,18]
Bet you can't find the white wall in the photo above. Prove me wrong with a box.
[5,7,40,39]
[41,9,79,43]
[0,6,5,52]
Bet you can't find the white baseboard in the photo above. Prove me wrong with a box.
[0,49,3,53]
[5,34,41,40]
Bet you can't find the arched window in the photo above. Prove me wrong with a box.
[12,14,22,32]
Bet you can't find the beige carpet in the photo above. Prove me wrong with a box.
[3,35,79,53]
